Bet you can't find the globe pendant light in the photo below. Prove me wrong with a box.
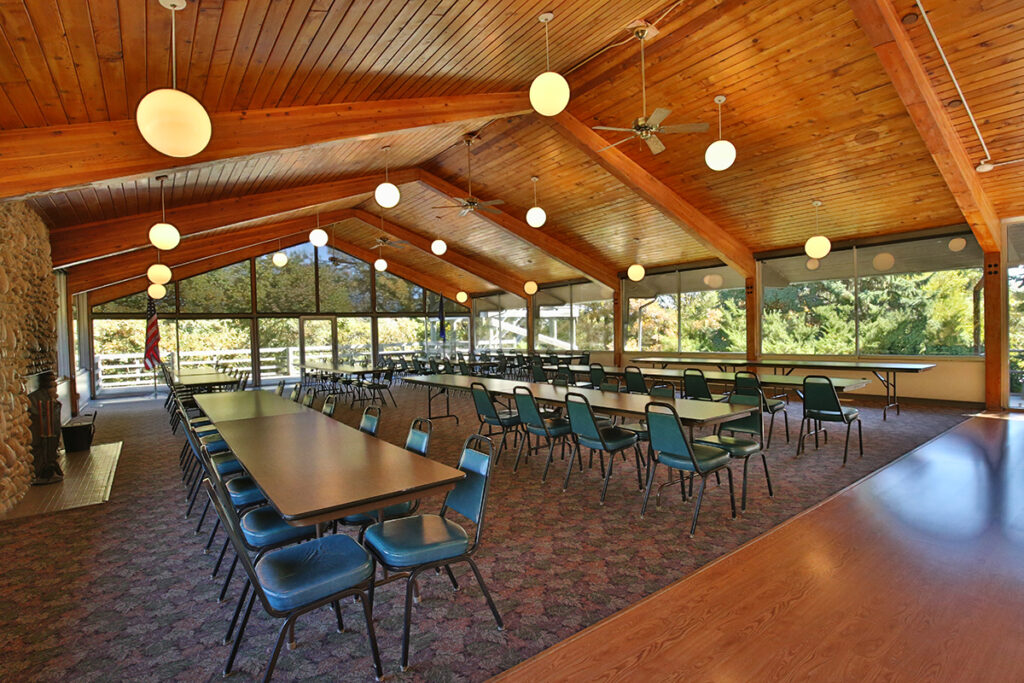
[524,280,539,296]
[806,258,820,271]
[148,283,167,299]
[136,0,211,158]
[147,262,172,285]
[804,200,831,259]
[627,264,646,282]
[456,291,469,304]
[525,176,547,228]
[872,252,895,271]
[309,211,328,247]
[431,239,447,255]
[529,13,570,117]
[703,273,724,289]
[148,175,180,250]
[272,238,288,267]
[705,95,736,171]
[374,145,401,208]
[948,237,967,252]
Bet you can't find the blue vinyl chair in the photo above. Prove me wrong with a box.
[363,435,504,672]
[798,375,863,465]
[562,392,645,503]
[623,366,649,394]
[202,480,382,682]
[512,386,572,481]
[694,392,771,511]
[683,368,727,401]
[734,371,789,447]
[470,381,520,461]
[643,401,735,536]
[359,405,381,436]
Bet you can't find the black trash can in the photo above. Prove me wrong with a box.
[61,412,97,452]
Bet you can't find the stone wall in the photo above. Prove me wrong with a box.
[0,202,57,513]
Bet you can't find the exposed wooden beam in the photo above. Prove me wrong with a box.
[416,169,619,290]
[347,208,521,294]
[545,111,756,278]
[326,233,468,305]
[2,92,531,200]
[50,169,418,268]
[847,0,1001,252]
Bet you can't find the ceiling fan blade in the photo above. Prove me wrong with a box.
[459,207,472,216]
[659,122,710,134]
[646,107,672,128]
[597,136,635,153]
[645,135,666,155]
[478,204,502,214]
[479,199,504,206]
[593,126,635,132]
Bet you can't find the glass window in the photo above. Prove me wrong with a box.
[337,317,372,366]
[426,291,465,315]
[320,247,371,313]
[257,318,300,383]
[762,250,856,355]
[178,261,251,313]
[92,289,175,314]
[256,243,316,313]
[378,317,426,355]
[175,319,252,373]
[856,237,983,356]
[1008,227,1024,397]
[376,271,424,313]
[626,270,680,352]
[536,287,572,352]
[474,294,527,352]
[92,318,175,392]
[536,282,614,351]
[678,266,745,353]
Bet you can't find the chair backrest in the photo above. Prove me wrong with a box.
[274,379,285,396]
[321,394,338,417]
[600,379,620,392]
[470,382,499,421]
[359,405,381,436]
[683,368,713,400]
[413,358,426,374]
[734,371,771,410]
[589,363,606,387]
[645,402,701,471]
[565,392,602,442]
[531,363,548,383]
[555,364,574,386]
[301,388,316,407]
[428,359,440,373]
[459,360,472,375]
[725,391,763,437]
[288,384,301,402]
[441,434,494,548]
[405,418,432,456]
[650,383,675,398]
[580,352,591,365]
[624,365,648,394]
[803,376,842,414]
[513,386,545,429]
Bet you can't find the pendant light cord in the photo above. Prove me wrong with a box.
[532,177,538,206]
[159,177,166,222]
[466,140,473,198]
[717,100,722,141]
[544,20,551,72]
[383,146,390,183]
[640,37,646,120]
[170,6,177,90]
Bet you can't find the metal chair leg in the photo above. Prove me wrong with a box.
[224,589,256,675]
[689,477,707,537]
[562,442,580,492]
[261,615,295,683]
[466,557,504,630]
[400,569,421,672]
[599,451,615,504]
[640,461,658,518]
[357,590,384,679]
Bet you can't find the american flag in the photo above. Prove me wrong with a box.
[143,296,161,370]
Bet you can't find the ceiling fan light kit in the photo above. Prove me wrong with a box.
[530,13,570,116]
[136,0,211,158]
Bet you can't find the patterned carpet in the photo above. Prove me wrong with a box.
[0,383,970,682]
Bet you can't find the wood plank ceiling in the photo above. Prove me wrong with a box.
[1,0,1019,298]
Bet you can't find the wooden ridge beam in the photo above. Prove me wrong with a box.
[50,169,418,268]
[416,169,619,290]
[546,111,756,278]
[347,208,522,294]
[2,92,531,200]
[847,0,1001,252]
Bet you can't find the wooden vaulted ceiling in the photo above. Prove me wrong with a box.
[2,0,1019,300]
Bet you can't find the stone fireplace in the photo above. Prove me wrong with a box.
[0,202,58,513]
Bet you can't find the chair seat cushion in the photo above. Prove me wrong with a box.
[526,416,572,438]
[593,413,615,427]
[364,514,470,568]
[695,433,761,457]
[201,436,230,454]
[342,501,415,525]
[226,475,266,507]
[256,534,373,612]
[619,422,649,441]
[806,406,859,422]
[211,453,243,476]
[657,443,731,472]
[483,409,520,427]
[579,426,638,452]
[766,398,786,413]
[241,506,315,548]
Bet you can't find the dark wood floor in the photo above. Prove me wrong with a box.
[496,413,1024,681]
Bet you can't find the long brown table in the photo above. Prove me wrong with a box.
[543,364,871,394]
[172,365,237,390]
[631,356,935,419]
[495,414,1024,681]
[298,361,377,375]
[204,393,464,526]
[403,374,756,427]
[195,390,306,422]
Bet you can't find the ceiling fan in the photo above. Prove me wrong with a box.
[594,26,709,155]
[369,236,409,250]
[432,134,505,216]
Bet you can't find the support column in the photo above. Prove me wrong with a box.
[613,288,624,366]
[745,270,761,363]
[526,295,536,354]
[984,250,1008,410]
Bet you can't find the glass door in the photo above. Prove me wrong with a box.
[299,316,337,368]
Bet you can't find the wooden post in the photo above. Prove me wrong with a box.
[984,250,1008,410]
[526,295,536,354]
[745,273,761,362]
[613,288,624,366]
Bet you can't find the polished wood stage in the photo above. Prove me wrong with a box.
[496,414,1024,681]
